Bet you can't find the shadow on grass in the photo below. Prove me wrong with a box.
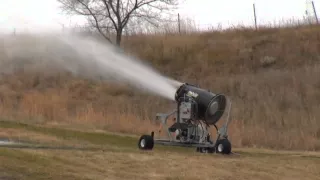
[2,120,320,159]
[0,120,194,153]
[0,120,137,146]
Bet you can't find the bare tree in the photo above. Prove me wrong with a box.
[57,0,179,46]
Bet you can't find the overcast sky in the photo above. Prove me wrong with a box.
[0,0,318,32]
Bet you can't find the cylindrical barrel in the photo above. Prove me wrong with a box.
[175,83,227,125]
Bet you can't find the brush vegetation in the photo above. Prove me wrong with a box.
[0,22,320,151]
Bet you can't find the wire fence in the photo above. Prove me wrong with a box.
[116,1,320,36]
[169,1,320,34]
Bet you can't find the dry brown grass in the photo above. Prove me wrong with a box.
[0,24,320,151]
[1,148,319,180]
[1,121,319,180]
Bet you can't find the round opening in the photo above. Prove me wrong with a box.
[205,95,227,125]
[208,101,219,115]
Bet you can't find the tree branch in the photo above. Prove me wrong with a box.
[76,0,112,42]
[101,0,119,31]
[57,0,179,45]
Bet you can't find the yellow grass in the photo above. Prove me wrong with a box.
[10,149,318,180]
[0,24,320,151]
[0,122,319,180]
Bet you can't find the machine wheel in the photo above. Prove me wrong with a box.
[196,147,215,153]
[207,147,215,153]
[215,138,231,154]
[196,147,207,153]
[138,135,154,150]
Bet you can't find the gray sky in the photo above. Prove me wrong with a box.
[0,0,318,33]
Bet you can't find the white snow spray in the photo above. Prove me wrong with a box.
[0,32,182,101]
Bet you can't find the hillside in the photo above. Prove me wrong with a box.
[0,24,320,151]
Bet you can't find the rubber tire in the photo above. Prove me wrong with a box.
[196,147,215,153]
[196,147,207,153]
[215,139,232,154]
[138,135,154,150]
[207,147,215,153]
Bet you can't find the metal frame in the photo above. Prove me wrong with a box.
[151,98,232,149]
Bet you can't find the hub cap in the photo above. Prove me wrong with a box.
[140,139,146,147]
[218,144,223,152]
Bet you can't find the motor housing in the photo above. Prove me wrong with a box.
[174,83,227,125]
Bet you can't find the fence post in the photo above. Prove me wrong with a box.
[253,3,258,30]
[178,13,181,34]
[312,1,319,24]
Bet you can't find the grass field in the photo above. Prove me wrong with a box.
[1,120,320,180]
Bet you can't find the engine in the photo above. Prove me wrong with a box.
[168,83,227,143]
